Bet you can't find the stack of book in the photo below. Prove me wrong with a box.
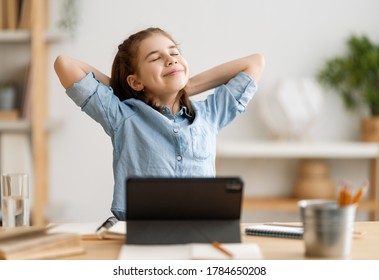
[0,225,85,260]
[0,0,32,120]
[0,0,31,31]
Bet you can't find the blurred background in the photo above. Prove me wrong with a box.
[1,0,379,224]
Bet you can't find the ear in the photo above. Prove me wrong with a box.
[127,75,144,91]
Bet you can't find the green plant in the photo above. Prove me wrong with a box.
[0,81,12,88]
[57,0,79,39]
[317,34,379,116]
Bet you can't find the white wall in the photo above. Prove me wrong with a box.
[47,0,379,222]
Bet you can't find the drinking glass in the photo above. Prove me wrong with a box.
[1,173,30,228]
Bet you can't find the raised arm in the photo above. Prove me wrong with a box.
[54,55,110,89]
[185,53,265,96]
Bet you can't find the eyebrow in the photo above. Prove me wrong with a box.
[144,45,178,60]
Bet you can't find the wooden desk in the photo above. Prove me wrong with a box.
[243,222,379,259]
[60,222,379,260]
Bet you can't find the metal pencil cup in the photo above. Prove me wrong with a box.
[298,199,356,258]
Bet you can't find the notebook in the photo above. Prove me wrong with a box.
[126,177,244,244]
[0,226,84,260]
[245,224,304,239]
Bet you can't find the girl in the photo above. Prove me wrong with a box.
[54,27,265,220]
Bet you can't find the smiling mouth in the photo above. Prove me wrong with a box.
[164,69,183,76]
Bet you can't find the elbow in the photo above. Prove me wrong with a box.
[245,53,265,81]
[250,53,265,72]
[54,55,68,74]
[54,55,78,89]
[255,53,266,69]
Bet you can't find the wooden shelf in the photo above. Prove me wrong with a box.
[217,141,379,220]
[0,120,31,132]
[243,197,379,212]
[0,0,49,226]
[217,141,379,159]
[0,30,62,44]
[0,31,31,42]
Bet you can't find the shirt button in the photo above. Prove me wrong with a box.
[176,155,182,161]
[173,128,179,133]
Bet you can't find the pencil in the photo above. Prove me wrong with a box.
[352,181,369,204]
[338,185,347,206]
[338,181,353,207]
[344,187,352,206]
[212,241,233,258]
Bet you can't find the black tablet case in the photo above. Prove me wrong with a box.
[126,177,243,244]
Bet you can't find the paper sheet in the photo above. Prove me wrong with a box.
[118,243,263,260]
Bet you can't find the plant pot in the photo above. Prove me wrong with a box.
[0,85,17,110]
[293,159,335,199]
[362,117,379,142]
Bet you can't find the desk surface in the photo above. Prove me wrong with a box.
[60,222,379,260]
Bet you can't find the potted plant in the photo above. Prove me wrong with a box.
[317,34,379,142]
[0,82,17,110]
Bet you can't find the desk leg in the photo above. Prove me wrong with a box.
[370,158,378,220]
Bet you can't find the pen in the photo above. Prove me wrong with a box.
[263,222,303,228]
[96,216,118,237]
[211,241,233,258]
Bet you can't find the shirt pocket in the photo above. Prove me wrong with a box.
[190,126,211,160]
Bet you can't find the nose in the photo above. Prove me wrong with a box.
[166,56,178,66]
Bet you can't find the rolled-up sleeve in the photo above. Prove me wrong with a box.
[200,72,258,131]
[224,71,258,112]
[66,72,99,107]
[65,72,130,137]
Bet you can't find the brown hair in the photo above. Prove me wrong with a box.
[110,27,194,120]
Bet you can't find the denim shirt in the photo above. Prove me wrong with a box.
[66,71,257,220]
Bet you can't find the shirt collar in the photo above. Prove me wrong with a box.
[161,105,192,121]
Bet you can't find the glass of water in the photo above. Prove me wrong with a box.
[1,173,30,228]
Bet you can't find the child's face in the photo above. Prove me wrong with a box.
[127,34,189,103]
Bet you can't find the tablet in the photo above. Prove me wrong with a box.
[126,177,243,220]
